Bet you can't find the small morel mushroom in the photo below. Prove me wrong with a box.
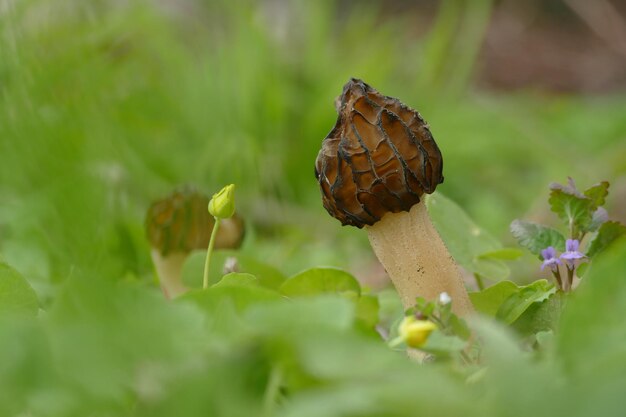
[315,78,473,316]
[146,187,245,298]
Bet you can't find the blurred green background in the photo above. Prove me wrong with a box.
[1,0,625,299]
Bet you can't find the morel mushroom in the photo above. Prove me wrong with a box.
[146,187,245,298]
[315,78,473,316]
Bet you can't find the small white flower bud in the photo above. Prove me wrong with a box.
[439,292,451,305]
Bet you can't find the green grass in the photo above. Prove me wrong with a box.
[1,0,625,290]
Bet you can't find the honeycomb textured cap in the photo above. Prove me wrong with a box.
[314,78,444,228]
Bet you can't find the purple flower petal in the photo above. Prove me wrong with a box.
[541,257,561,272]
[541,246,557,261]
[565,239,579,252]
[560,252,585,261]
[560,239,587,268]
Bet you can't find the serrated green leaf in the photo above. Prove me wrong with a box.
[280,268,361,298]
[0,263,39,317]
[496,280,556,324]
[510,220,566,256]
[477,248,524,261]
[586,221,626,259]
[583,181,609,208]
[549,188,593,235]
[426,193,510,280]
[469,280,520,317]
[589,207,609,232]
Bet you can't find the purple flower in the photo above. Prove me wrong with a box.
[560,239,586,268]
[541,246,561,272]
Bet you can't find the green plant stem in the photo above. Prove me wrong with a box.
[474,273,485,291]
[552,270,563,291]
[203,218,221,289]
[566,266,575,292]
[263,365,282,417]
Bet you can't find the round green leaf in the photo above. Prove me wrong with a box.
[496,280,556,324]
[280,268,361,298]
[469,280,520,317]
[182,250,286,289]
[211,272,258,288]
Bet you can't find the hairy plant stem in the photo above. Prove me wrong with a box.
[203,218,221,289]
[566,265,575,292]
[366,203,474,317]
[552,270,563,291]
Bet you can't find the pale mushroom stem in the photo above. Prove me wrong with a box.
[150,250,189,299]
[366,203,474,317]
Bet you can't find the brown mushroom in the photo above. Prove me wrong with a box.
[315,79,473,316]
[146,187,245,298]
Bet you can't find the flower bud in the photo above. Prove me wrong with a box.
[208,184,236,219]
[399,316,437,348]
[439,292,451,305]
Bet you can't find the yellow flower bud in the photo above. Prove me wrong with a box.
[399,316,437,348]
[208,184,236,219]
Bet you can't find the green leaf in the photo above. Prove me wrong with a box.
[182,283,282,314]
[589,207,609,232]
[182,273,282,315]
[558,237,626,380]
[586,221,626,259]
[421,331,467,354]
[448,314,471,341]
[355,294,380,329]
[182,250,286,289]
[211,272,258,288]
[246,296,355,334]
[576,261,589,277]
[546,180,610,237]
[469,280,520,317]
[496,280,556,324]
[477,248,524,261]
[0,263,38,317]
[511,291,565,336]
[426,193,510,280]
[583,181,609,208]
[48,276,205,405]
[280,268,361,298]
[510,220,566,256]
[549,185,594,234]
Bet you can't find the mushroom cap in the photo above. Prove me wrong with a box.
[314,78,444,228]
[146,187,245,255]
